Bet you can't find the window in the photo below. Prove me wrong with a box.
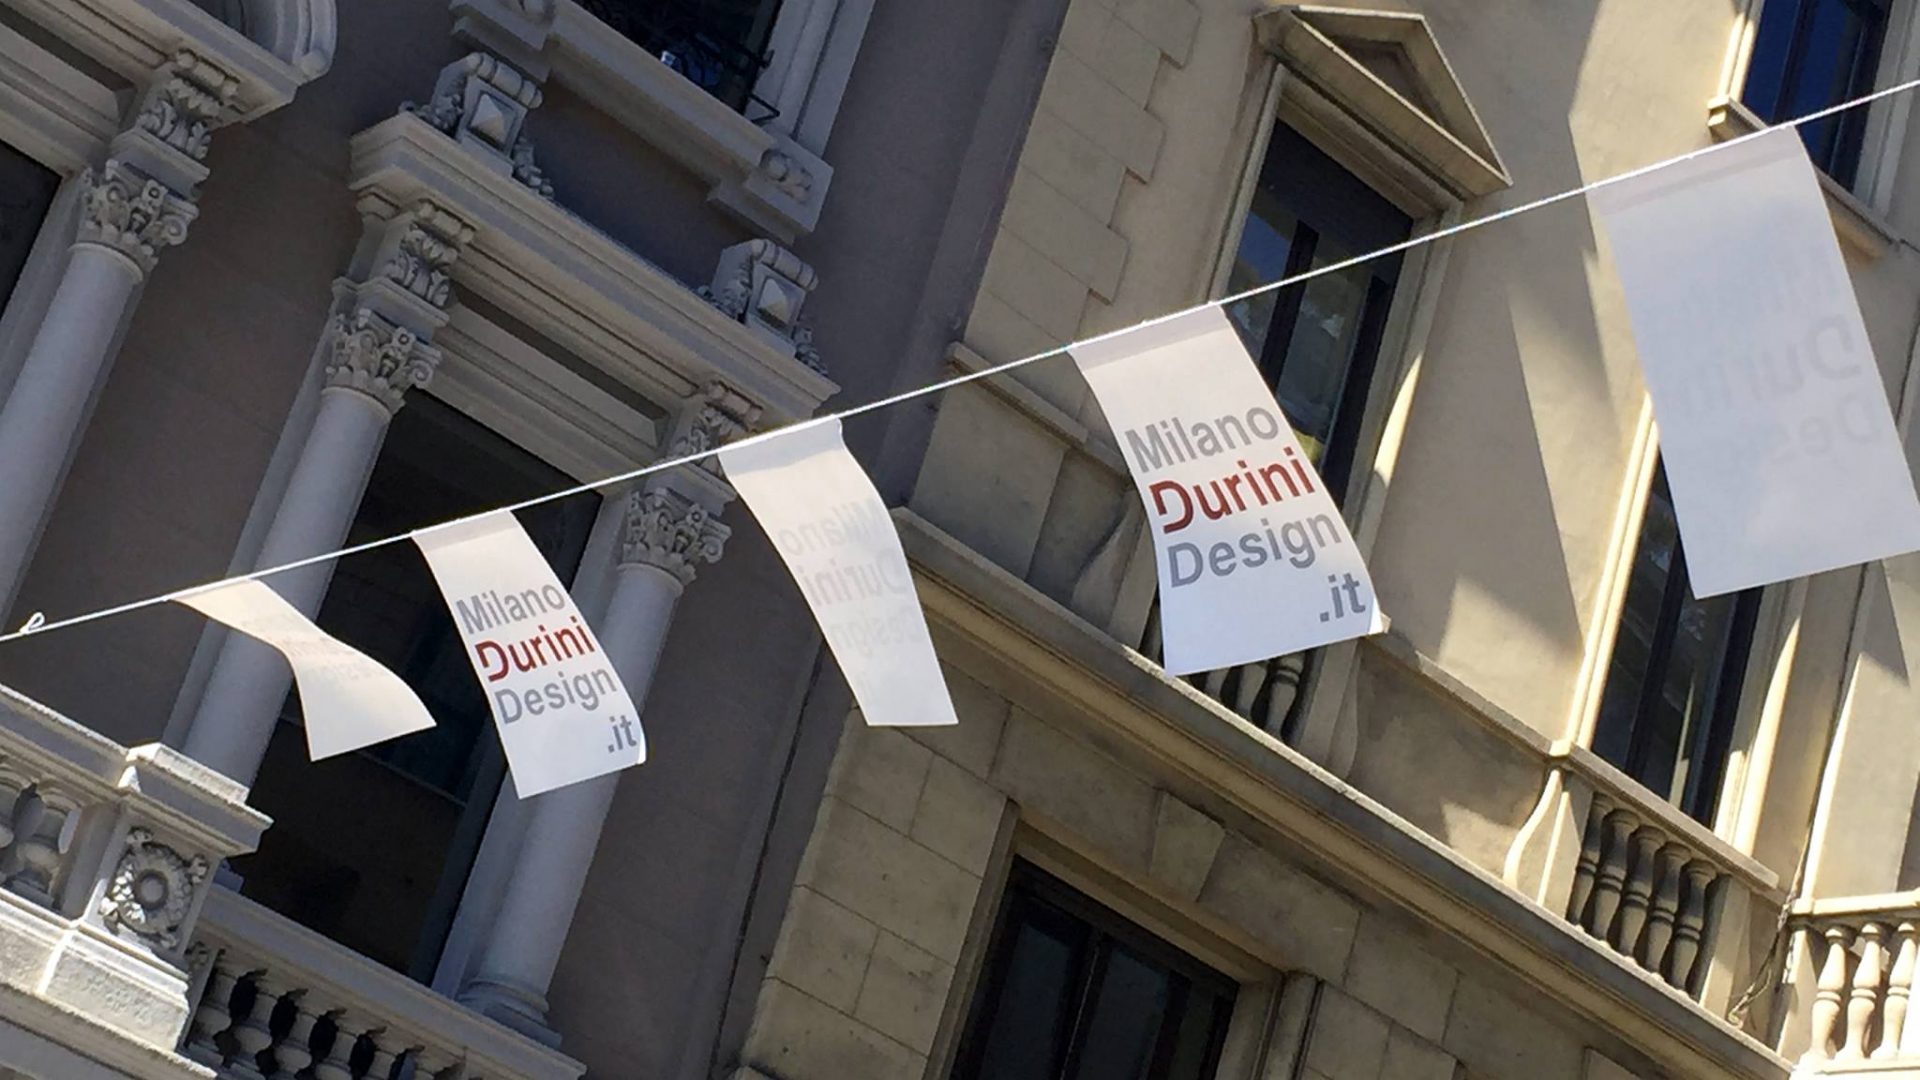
[1743,0,1891,185]
[0,141,59,315]
[232,395,600,979]
[1223,124,1412,501]
[952,864,1237,1080]
[1139,124,1411,734]
[581,0,786,115]
[1593,463,1762,825]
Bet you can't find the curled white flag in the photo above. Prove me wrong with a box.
[414,513,644,797]
[1072,307,1383,675]
[721,419,958,727]
[178,579,435,760]
[1591,128,1920,595]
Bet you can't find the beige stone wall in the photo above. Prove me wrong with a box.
[730,651,1685,1079]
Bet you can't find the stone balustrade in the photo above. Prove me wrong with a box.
[1553,755,1783,1007]
[0,684,264,1061]
[185,885,584,1080]
[1786,893,1920,1068]
[1139,599,1310,737]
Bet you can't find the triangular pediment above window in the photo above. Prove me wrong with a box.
[1256,6,1511,200]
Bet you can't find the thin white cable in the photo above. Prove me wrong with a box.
[5,76,1918,647]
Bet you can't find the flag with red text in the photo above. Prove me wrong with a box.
[414,512,643,797]
[1073,307,1384,675]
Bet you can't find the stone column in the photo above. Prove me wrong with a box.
[182,203,472,784]
[0,56,235,613]
[459,472,732,1039]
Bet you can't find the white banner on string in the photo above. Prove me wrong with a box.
[1072,307,1383,675]
[178,579,435,760]
[413,513,643,797]
[1591,128,1920,595]
[720,419,958,727]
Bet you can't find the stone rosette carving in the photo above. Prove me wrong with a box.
[99,828,208,951]
[324,308,441,413]
[134,52,239,163]
[76,163,196,275]
[760,149,815,203]
[621,488,730,584]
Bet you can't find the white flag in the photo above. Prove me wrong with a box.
[178,579,435,760]
[720,419,958,727]
[1591,128,1920,595]
[1072,307,1383,675]
[413,513,644,797]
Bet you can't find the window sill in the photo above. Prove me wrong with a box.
[451,0,831,241]
[1706,96,1903,259]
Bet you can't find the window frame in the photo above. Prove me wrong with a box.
[951,861,1240,1080]
[1142,50,1476,764]
[1726,0,1920,211]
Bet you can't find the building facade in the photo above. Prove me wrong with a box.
[0,0,1916,1079]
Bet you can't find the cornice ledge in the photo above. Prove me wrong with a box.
[348,112,839,425]
[5,0,326,119]
[451,0,831,241]
[892,508,1792,1080]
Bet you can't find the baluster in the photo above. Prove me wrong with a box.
[1587,810,1636,940]
[1666,861,1716,990]
[312,1011,370,1080]
[1612,827,1664,960]
[1199,665,1231,701]
[1804,925,1854,1065]
[366,1033,404,1080]
[270,990,319,1080]
[1566,798,1609,927]
[228,971,282,1080]
[1841,923,1888,1060]
[1231,661,1263,717]
[184,951,242,1067]
[411,1045,459,1080]
[1638,845,1686,976]
[0,762,30,857]
[7,785,74,906]
[1876,922,1917,1059]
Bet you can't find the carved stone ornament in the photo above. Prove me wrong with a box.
[133,52,239,163]
[620,488,730,584]
[99,828,208,951]
[760,149,815,203]
[405,52,554,200]
[324,308,441,413]
[75,163,196,275]
[382,225,460,309]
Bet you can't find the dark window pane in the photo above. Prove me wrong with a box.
[1593,464,1760,824]
[579,0,785,114]
[954,866,1235,1080]
[1067,946,1172,1080]
[0,141,59,314]
[235,395,600,978]
[1741,0,1887,182]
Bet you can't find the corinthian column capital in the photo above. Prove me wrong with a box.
[323,307,443,414]
[74,162,197,275]
[132,51,239,163]
[620,487,731,585]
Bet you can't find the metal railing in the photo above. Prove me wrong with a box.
[580,0,782,117]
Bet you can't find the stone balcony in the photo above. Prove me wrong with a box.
[1778,892,1920,1076]
[183,888,582,1080]
[0,682,580,1080]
